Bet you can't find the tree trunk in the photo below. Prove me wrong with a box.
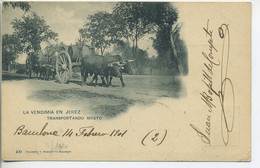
[135,34,138,53]
[135,22,138,53]
[170,28,182,74]
[28,54,32,79]
[100,46,103,56]
[132,40,135,56]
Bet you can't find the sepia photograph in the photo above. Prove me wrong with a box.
[2,2,188,118]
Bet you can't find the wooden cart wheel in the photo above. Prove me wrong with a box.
[56,51,72,83]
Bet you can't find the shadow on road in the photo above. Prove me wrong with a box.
[11,75,185,119]
[69,80,121,88]
[2,73,29,81]
[28,88,136,118]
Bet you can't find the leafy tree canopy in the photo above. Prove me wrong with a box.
[3,2,31,12]
[2,34,22,65]
[11,12,58,55]
[142,2,178,29]
[113,2,154,51]
[80,12,121,56]
[11,12,58,78]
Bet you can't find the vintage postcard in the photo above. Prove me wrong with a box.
[1,2,251,161]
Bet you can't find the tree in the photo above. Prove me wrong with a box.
[113,2,187,75]
[142,2,178,29]
[11,12,58,78]
[113,2,154,53]
[80,12,120,56]
[2,34,22,70]
[170,23,188,75]
[146,2,179,73]
[3,2,31,12]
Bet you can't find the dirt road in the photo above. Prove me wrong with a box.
[2,73,185,118]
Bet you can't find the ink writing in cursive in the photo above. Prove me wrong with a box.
[190,20,235,145]
[190,19,219,145]
[14,122,128,138]
[216,24,235,145]
[14,122,59,136]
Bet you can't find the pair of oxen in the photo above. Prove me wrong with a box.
[80,55,134,87]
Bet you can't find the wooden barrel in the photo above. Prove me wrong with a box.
[68,45,79,62]
[68,45,94,62]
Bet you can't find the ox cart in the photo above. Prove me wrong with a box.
[56,45,94,83]
[56,44,134,86]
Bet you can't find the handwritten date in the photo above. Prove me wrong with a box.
[14,122,127,138]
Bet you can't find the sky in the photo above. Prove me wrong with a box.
[2,2,116,44]
[2,2,157,63]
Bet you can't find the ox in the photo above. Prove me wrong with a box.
[80,55,109,86]
[31,64,56,80]
[31,64,40,78]
[44,64,56,80]
[88,55,122,84]
[80,55,133,87]
[106,60,133,87]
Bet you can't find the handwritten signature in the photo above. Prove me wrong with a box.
[190,20,235,145]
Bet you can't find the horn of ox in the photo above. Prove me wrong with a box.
[127,59,135,63]
[121,59,135,64]
[108,63,114,67]
[108,61,125,67]
[108,59,135,67]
